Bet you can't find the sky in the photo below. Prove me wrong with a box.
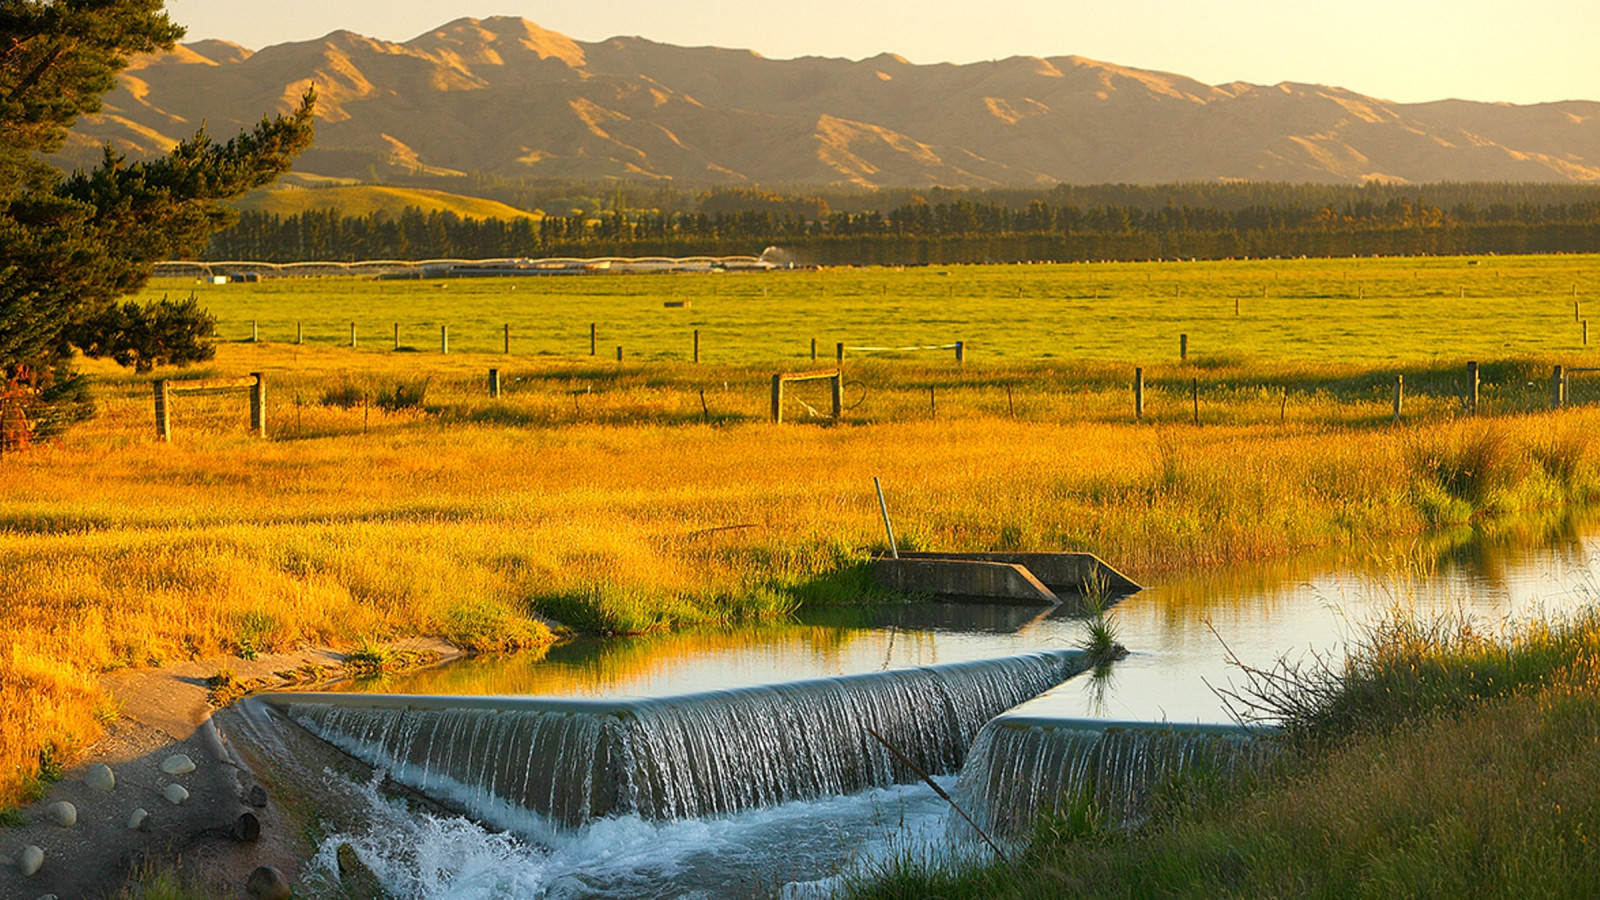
[166,0,1598,105]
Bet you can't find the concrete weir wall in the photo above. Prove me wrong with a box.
[260,650,1094,827]
[874,551,1141,604]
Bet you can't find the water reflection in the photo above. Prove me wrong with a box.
[338,508,1600,726]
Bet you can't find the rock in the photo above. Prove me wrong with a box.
[19,844,44,877]
[163,783,190,805]
[85,763,115,792]
[127,808,149,830]
[160,754,196,776]
[232,811,261,843]
[245,865,292,900]
[44,800,76,828]
[336,843,383,900]
[34,894,59,900]
[118,849,148,874]
[246,784,268,808]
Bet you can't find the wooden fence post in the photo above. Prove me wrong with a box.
[1467,361,1480,414]
[1552,365,1565,410]
[350,322,357,348]
[441,325,449,354]
[955,341,965,363]
[616,346,624,363]
[811,338,817,362]
[251,320,258,343]
[590,323,597,356]
[504,324,510,355]
[693,329,700,363]
[393,322,399,350]
[1134,367,1144,421]
[771,374,784,423]
[153,380,171,442]
[296,322,302,345]
[489,368,501,399]
[1191,377,1199,425]
[1394,375,1404,423]
[1180,333,1188,361]
[836,342,845,364]
[249,373,265,438]
[831,372,843,419]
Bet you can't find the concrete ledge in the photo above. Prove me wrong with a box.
[873,558,1060,605]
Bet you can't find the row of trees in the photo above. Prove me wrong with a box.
[205,197,1600,264]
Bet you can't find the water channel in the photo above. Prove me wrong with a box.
[287,511,1600,898]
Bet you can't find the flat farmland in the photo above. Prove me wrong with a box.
[137,254,1600,364]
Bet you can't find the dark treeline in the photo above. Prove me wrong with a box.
[205,182,1600,264]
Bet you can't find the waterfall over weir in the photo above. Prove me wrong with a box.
[953,716,1281,838]
[263,650,1089,828]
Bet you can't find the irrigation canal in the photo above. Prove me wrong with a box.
[262,511,1600,898]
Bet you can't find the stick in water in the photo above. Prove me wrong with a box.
[865,726,1011,867]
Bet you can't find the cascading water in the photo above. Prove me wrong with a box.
[268,649,1089,828]
[951,716,1281,838]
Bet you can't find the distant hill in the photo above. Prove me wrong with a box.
[55,16,1600,187]
[232,184,538,220]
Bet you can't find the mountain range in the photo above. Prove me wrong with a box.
[53,16,1600,188]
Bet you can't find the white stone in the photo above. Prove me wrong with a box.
[44,801,76,828]
[127,808,149,830]
[163,784,190,805]
[19,844,43,877]
[85,763,115,792]
[35,894,59,900]
[160,754,196,776]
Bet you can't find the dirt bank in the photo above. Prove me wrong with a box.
[1,639,459,898]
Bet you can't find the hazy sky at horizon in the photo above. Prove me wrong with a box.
[164,0,1597,105]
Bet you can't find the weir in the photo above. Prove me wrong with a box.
[952,715,1281,838]
[262,650,1090,828]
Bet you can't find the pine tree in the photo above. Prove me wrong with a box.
[0,0,314,448]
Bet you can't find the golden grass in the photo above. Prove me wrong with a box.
[4,341,1600,808]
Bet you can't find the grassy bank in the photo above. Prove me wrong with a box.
[4,347,1600,808]
[844,603,1600,898]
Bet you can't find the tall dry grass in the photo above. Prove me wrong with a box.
[4,346,1600,808]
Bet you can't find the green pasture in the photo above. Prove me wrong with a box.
[139,254,1600,365]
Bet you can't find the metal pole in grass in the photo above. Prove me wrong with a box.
[1394,375,1404,423]
[873,477,898,559]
